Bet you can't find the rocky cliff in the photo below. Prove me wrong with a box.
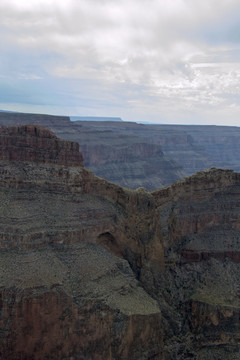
[174,125,240,172]
[0,111,71,129]
[152,168,240,359]
[0,125,83,166]
[133,123,240,174]
[0,125,239,359]
[73,121,213,176]
[2,112,240,188]
[0,112,186,190]
[0,125,164,359]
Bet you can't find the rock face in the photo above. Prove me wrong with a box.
[72,121,213,176]
[0,125,239,359]
[0,113,186,190]
[2,112,240,187]
[0,111,71,129]
[81,141,184,190]
[0,125,83,166]
[176,125,240,172]
[152,168,240,359]
[54,122,186,190]
[0,125,164,359]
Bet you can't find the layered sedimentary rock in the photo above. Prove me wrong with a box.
[73,121,213,176]
[0,125,239,359]
[0,125,83,166]
[0,125,164,359]
[152,168,240,359]
[80,140,184,190]
[136,123,240,174]
[51,122,186,190]
[0,112,186,189]
[0,111,71,129]
[176,125,240,172]
[2,111,240,185]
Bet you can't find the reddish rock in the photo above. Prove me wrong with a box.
[0,125,164,359]
[0,125,83,166]
[185,300,240,348]
[0,126,239,359]
[0,287,163,360]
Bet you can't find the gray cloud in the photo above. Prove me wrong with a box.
[0,0,240,124]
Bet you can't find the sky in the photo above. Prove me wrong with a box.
[1,0,240,125]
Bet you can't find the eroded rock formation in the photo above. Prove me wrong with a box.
[152,168,240,359]
[0,125,83,166]
[0,125,239,359]
[0,113,186,190]
[0,125,164,359]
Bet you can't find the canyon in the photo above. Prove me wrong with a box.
[1,112,240,190]
[0,113,185,190]
[0,123,239,359]
[2,112,240,190]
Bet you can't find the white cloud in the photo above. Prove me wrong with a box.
[0,0,240,124]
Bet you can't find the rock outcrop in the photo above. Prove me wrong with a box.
[0,125,83,166]
[0,111,71,129]
[81,141,184,190]
[152,168,240,359]
[0,124,239,359]
[0,125,164,359]
[0,113,186,190]
[73,121,213,176]
[2,112,240,187]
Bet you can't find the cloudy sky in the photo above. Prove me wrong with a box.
[1,0,240,125]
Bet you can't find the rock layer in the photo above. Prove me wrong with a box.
[0,125,164,359]
[0,125,239,359]
[2,112,240,186]
[0,113,186,189]
[0,125,83,166]
[152,168,240,359]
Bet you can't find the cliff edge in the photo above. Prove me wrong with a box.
[0,125,83,166]
[0,125,163,360]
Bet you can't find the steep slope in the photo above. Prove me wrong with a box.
[0,112,186,190]
[74,121,213,175]
[2,111,240,183]
[0,125,164,360]
[137,123,240,173]
[68,130,184,190]
[0,111,71,129]
[0,125,83,165]
[0,123,239,359]
[143,125,213,174]
[173,125,240,172]
[152,168,240,359]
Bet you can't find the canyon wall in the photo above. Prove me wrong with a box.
[0,122,239,359]
[1,112,240,188]
[152,168,240,359]
[72,121,213,176]
[0,125,83,166]
[0,113,185,189]
[0,125,164,359]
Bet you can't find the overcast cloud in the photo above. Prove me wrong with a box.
[0,0,240,125]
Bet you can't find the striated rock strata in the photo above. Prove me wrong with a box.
[0,125,239,359]
[0,112,186,190]
[152,168,240,359]
[0,125,83,166]
[0,125,164,359]
[3,112,240,186]
[72,121,213,176]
